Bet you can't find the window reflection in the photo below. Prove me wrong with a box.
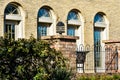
[67,10,79,36]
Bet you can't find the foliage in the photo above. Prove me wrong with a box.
[0,37,71,80]
[49,68,72,80]
[77,74,120,80]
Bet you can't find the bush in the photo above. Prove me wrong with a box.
[49,68,72,80]
[113,74,120,79]
[0,37,71,80]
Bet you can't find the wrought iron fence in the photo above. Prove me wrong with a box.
[76,44,118,73]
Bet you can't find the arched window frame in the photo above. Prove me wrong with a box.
[67,10,81,26]
[38,7,52,23]
[94,13,107,28]
[37,7,53,38]
[93,12,109,72]
[4,3,24,40]
[67,10,81,36]
[5,3,22,21]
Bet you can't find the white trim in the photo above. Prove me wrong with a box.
[38,16,52,23]
[94,22,107,28]
[5,15,22,21]
[68,20,81,25]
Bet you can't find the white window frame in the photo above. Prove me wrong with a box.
[4,3,24,40]
[94,13,108,73]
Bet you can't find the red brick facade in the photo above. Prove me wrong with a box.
[104,40,120,73]
[41,35,78,70]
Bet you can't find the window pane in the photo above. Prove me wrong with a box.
[94,14,104,23]
[5,4,19,15]
[5,24,15,39]
[67,26,75,36]
[94,28,101,67]
[37,24,47,37]
[67,11,78,20]
[38,8,50,17]
[41,26,47,36]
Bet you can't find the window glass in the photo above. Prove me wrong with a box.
[5,23,15,39]
[94,28,101,67]
[38,24,47,37]
[94,14,104,23]
[5,4,19,15]
[67,26,75,36]
[67,11,78,20]
[38,8,50,17]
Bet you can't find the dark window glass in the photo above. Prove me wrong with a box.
[94,28,102,67]
[5,24,15,39]
[38,8,50,17]
[5,4,19,15]
[94,14,104,23]
[37,24,47,37]
[67,11,78,20]
[67,26,75,36]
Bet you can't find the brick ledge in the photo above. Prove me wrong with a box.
[103,40,120,43]
[41,35,79,40]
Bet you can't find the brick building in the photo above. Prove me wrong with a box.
[0,0,120,73]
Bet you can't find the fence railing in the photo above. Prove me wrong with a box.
[76,44,118,73]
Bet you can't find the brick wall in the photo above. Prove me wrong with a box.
[104,40,120,73]
[41,35,78,70]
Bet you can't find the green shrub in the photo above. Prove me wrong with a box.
[0,37,71,80]
[113,74,120,79]
[49,68,72,80]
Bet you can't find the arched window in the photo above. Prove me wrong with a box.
[94,12,108,72]
[37,7,53,38]
[67,10,81,36]
[4,3,24,40]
